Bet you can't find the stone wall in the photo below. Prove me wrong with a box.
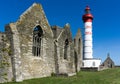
[16,3,55,80]
[100,55,115,70]
[5,23,22,82]
[0,32,13,83]
[74,29,83,72]
[52,24,76,74]
[0,2,83,83]
[5,3,55,81]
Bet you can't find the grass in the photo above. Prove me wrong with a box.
[2,68,120,84]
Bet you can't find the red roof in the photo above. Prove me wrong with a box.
[82,6,93,22]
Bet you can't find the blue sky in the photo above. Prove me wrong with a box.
[0,0,120,65]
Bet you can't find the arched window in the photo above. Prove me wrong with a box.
[64,39,69,59]
[32,26,43,57]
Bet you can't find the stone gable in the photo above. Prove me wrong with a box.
[0,3,83,83]
[100,53,115,70]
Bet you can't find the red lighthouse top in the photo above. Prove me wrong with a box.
[82,6,93,22]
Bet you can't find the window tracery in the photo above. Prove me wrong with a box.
[32,26,43,57]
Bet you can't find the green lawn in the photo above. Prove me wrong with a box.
[2,68,120,84]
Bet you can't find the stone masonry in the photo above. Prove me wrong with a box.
[0,3,83,83]
[100,53,115,70]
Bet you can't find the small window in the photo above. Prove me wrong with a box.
[93,62,95,66]
[64,39,69,59]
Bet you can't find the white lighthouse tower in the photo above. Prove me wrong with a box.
[83,6,93,59]
[82,6,101,70]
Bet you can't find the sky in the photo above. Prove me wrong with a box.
[0,0,120,65]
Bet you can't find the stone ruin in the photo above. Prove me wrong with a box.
[0,3,83,83]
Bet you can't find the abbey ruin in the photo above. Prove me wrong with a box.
[0,3,83,83]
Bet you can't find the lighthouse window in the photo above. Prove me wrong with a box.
[32,25,43,57]
[86,10,90,14]
[64,39,69,59]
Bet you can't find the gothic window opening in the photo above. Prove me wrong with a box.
[64,39,69,59]
[32,25,43,57]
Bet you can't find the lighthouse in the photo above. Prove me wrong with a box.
[82,6,93,59]
[82,6,101,70]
